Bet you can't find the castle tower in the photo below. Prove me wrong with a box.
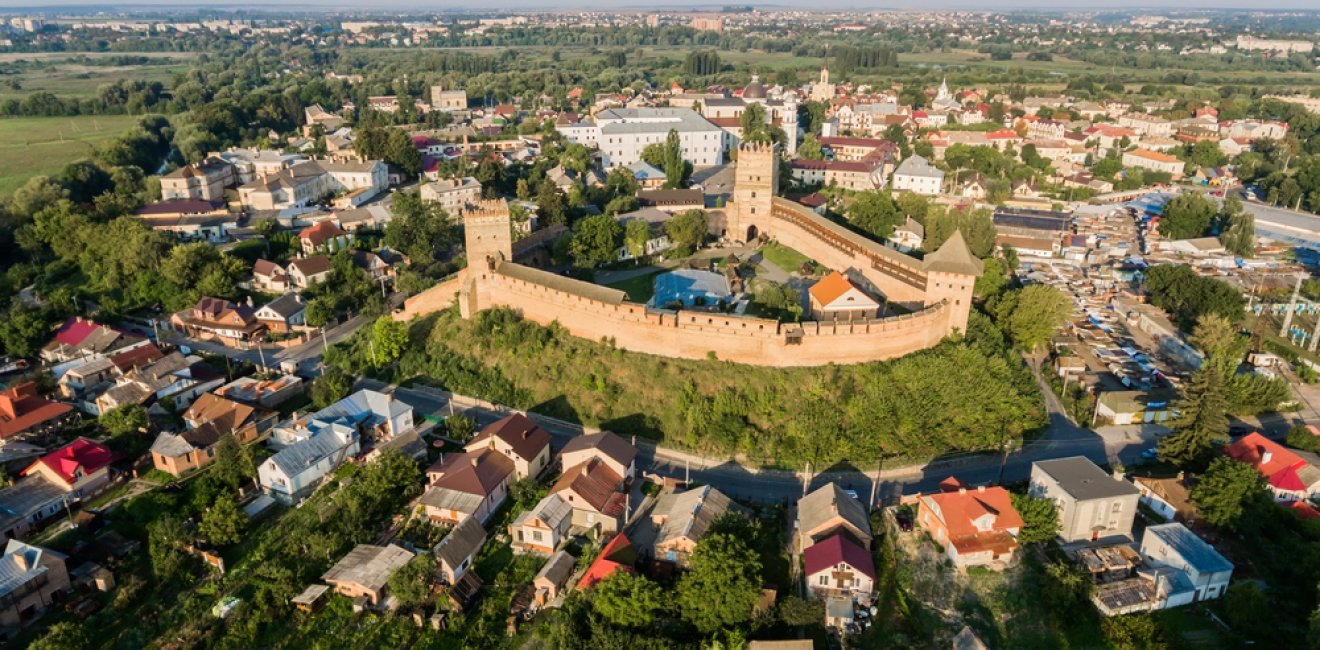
[920,230,983,335]
[820,61,830,85]
[463,198,513,272]
[728,142,778,244]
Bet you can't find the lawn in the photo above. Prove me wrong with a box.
[757,242,811,275]
[602,268,665,303]
[0,114,142,196]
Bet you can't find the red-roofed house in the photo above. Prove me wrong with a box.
[1224,432,1320,502]
[577,532,637,589]
[464,413,552,480]
[550,457,629,535]
[804,533,875,601]
[1289,501,1320,521]
[0,383,76,442]
[910,480,1023,570]
[21,438,114,497]
[809,272,880,322]
[298,220,350,255]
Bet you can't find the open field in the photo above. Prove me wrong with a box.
[0,114,141,196]
[0,62,189,100]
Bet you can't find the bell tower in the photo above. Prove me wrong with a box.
[729,142,778,244]
[462,199,513,271]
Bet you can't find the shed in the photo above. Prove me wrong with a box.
[292,584,331,612]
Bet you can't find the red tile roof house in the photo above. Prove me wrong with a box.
[0,383,76,443]
[1224,432,1320,502]
[550,457,629,535]
[170,297,265,347]
[298,220,350,255]
[21,438,115,500]
[577,532,638,589]
[908,479,1024,570]
[804,533,876,603]
[463,413,552,480]
[421,449,515,525]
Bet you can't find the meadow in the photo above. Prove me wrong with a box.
[0,114,142,196]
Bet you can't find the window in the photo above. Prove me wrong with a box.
[819,575,828,586]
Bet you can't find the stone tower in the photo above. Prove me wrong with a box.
[920,230,984,335]
[729,142,778,244]
[462,198,513,271]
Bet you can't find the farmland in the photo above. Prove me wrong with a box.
[0,114,143,195]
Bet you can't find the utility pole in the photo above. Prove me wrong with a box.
[869,449,885,510]
[995,418,1012,486]
[803,461,811,497]
[1281,274,1303,338]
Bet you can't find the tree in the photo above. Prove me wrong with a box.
[676,532,763,633]
[569,214,623,268]
[311,366,353,409]
[210,435,252,490]
[385,192,454,264]
[665,209,709,254]
[1192,456,1267,528]
[847,191,903,240]
[997,285,1071,353]
[1158,366,1229,467]
[29,622,91,650]
[147,515,194,584]
[1102,614,1167,650]
[305,297,335,328]
[370,316,409,366]
[1287,424,1320,453]
[100,404,148,437]
[198,495,247,546]
[1158,193,1217,240]
[739,103,771,144]
[797,134,825,161]
[623,218,651,259]
[0,306,49,358]
[777,594,824,626]
[1144,264,1245,331]
[1188,139,1228,169]
[388,552,434,608]
[592,571,665,628]
[1011,492,1061,545]
[1224,581,1273,640]
[536,181,568,227]
[1218,203,1255,258]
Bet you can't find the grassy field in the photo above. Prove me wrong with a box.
[0,63,188,101]
[758,242,811,274]
[0,114,141,196]
[602,268,665,302]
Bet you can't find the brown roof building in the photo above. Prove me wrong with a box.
[464,413,552,480]
[551,457,629,535]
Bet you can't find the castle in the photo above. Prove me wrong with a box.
[396,143,982,367]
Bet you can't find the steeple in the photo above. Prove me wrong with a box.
[937,76,950,102]
[820,60,830,85]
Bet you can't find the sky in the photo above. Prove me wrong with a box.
[2,2,1319,11]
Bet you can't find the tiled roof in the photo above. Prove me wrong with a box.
[803,532,875,580]
[467,413,551,464]
[430,449,515,497]
[809,272,868,308]
[299,220,348,246]
[23,438,113,486]
[551,459,625,515]
[1224,432,1320,491]
[0,383,73,440]
[559,431,637,471]
[577,532,637,589]
[797,483,871,542]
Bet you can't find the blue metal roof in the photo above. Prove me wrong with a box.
[1145,523,1233,574]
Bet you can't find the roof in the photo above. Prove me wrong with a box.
[1126,148,1181,163]
[1224,432,1320,491]
[0,383,74,440]
[291,583,330,606]
[893,154,944,179]
[299,220,348,246]
[803,532,876,580]
[577,532,637,589]
[653,485,743,547]
[51,317,102,347]
[809,272,876,308]
[559,431,637,471]
[135,199,219,216]
[266,427,355,479]
[1033,456,1140,500]
[0,540,65,598]
[467,413,551,464]
[922,230,985,277]
[922,484,1024,546]
[637,189,703,206]
[496,262,627,305]
[1132,475,1195,516]
[433,516,486,569]
[626,160,666,181]
[534,549,576,587]
[418,486,486,516]
[260,293,305,320]
[512,493,573,531]
[321,544,414,592]
[109,343,163,373]
[22,438,113,486]
[430,449,515,497]
[798,483,871,542]
[288,255,332,277]
[551,459,626,515]
[1143,523,1232,574]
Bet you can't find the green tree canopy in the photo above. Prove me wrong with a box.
[592,571,666,628]
[676,531,763,633]
[1191,456,1267,528]
[1011,492,1061,545]
[995,285,1072,353]
[311,366,354,409]
[623,218,651,258]
[1158,366,1229,467]
[569,214,624,268]
[847,191,903,240]
[198,495,247,546]
[665,209,709,254]
[100,404,148,437]
[370,316,409,367]
[1158,193,1217,240]
[387,552,435,608]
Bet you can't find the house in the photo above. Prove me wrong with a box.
[1029,457,1140,543]
[1122,149,1185,179]
[41,317,146,363]
[0,540,71,628]
[891,216,924,252]
[1224,432,1320,502]
[0,383,75,442]
[421,450,514,524]
[803,533,875,601]
[960,173,988,200]
[464,413,552,480]
[1095,390,1176,426]
[303,104,343,135]
[645,486,748,568]
[299,220,351,255]
[891,154,944,195]
[252,259,292,293]
[797,483,872,551]
[22,438,114,498]
[170,297,264,346]
[213,375,304,409]
[509,493,573,555]
[1133,474,1196,523]
[1139,523,1232,603]
[134,200,235,242]
[615,207,675,260]
[577,532,638,589]
[255,294,306,333]
[636,189,704,213]
[911,479,1023,569]
[352,250,396,283]
[321,544,415,607]
[89,352,224,417]
[1160,237,1225,257]
[159,155,235,202]
[257,424,359,504]
[0,476,71,541]
[532,550,576,606]
[420,177,482,217]
[626,160,667,189]
[287,255,333,289]
[433,516,487,585]
[560,431,638,481]
[550,457,629,535]
[150,393,277,477]
[808,272,880,322]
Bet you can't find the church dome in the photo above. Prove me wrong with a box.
[742,75,766,100]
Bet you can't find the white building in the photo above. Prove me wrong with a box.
[1140,523,1233,603]
[1122,149,1185,179]
[556,108,724,168]
[891,155,944,196]
[258,423,359,503]
[420,177,482,218]
[1029,456,1140,543]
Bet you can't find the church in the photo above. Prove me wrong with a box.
[699,75,801,155]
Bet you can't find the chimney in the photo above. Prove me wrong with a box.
[471,456,480,467]
[959,487,967,494]
[1177,471,1185,482]
[977,485,986,492]
[1261,450,1273,465]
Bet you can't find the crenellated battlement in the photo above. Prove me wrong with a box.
[462,198,512,222]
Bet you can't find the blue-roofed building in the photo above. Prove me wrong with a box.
[626,160,667,189]
[649,270,732,309]
[1140,522,1233,603]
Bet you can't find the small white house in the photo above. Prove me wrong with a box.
[1140,522,1232,603]
[258,425,359,503]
